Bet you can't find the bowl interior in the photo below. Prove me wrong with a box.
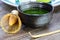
[18,2,53,16]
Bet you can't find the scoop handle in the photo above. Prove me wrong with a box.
[29,30,60,38]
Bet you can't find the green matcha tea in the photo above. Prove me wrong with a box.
[23,7,48,14]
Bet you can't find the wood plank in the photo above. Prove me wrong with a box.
[0,0,60,40]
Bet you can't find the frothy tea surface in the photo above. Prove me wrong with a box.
[23,7,48,14]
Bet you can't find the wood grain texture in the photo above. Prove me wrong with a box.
[0,0,60,40]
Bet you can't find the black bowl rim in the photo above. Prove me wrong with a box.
[17,2,54,16]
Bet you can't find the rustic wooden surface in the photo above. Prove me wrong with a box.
[0,0,60,40]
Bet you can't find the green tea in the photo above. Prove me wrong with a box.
[23,7,48,14]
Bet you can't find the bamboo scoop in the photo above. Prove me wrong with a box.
[29,30,60,38]
[0,10,22,34]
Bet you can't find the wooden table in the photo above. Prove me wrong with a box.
[0,0,60,40]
